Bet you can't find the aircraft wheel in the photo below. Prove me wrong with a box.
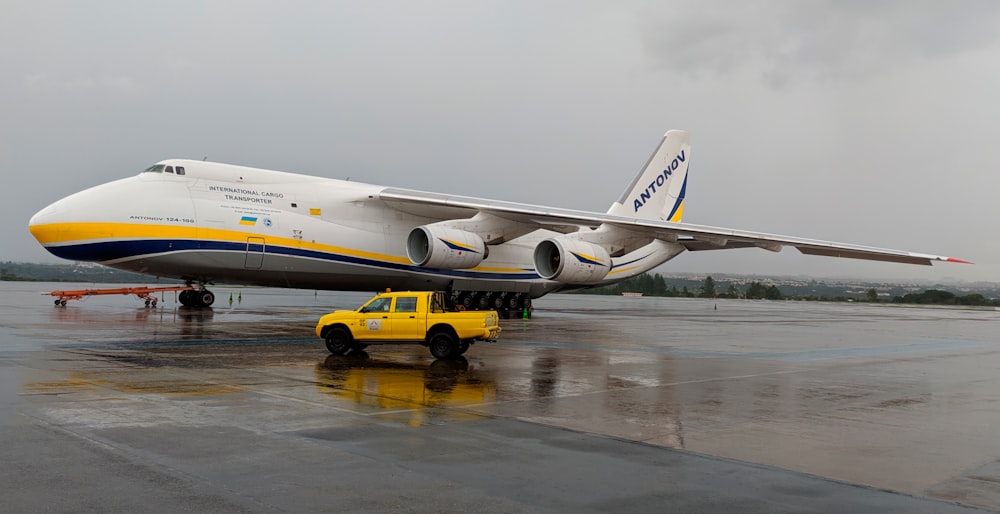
[197,290,215,307]
[504,293,520,310]
[457,293,473,310]
[475,293,490,310]
[428,331,458,359]
[179,290,192,306]
[325,327,353,355]
[489,293,504,310]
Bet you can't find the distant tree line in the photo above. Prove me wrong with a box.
[891,289,995,306]
[577,272,999,306]
[4,262,997,307]
[0,262,180,284]
[577,273,783,299]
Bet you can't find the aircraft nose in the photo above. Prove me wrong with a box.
[28,188,114,262]
[30,199,58,225]
[28,201,62,246]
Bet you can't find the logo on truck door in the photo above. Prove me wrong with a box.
[367,319,382,331]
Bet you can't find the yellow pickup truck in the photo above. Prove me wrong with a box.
[316,291,501,359]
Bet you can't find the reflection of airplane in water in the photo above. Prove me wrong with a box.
[29,130,968,310]
[315,354,496,426]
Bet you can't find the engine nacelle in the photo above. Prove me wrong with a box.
[533,238,611,284]
[406,226,487,269]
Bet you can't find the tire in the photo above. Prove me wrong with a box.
[489,293,504,310]
[457,340,470,355]
[178,290,192,306]
[475,293,489,310]
[428,331,458,359]
[198,290,215,307]
[504,293,520,310]
[325,327,353,355]
[457,293,473,310]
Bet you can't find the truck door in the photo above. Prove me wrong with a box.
[356,296,392,340]
[388,295,423,339]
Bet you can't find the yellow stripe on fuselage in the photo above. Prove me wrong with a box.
[468,265,530,273]
[29,222,412,265]
[29,221,535,273]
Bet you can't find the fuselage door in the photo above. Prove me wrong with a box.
[245,237,265,269]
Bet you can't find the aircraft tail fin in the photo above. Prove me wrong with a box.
[606,130,690,222]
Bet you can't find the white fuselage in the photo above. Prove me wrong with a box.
[28,159,683,298]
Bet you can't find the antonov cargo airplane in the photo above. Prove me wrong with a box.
[28,130,968,309]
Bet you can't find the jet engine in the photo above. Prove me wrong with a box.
[406,226,487,269]
[533,238,611,284]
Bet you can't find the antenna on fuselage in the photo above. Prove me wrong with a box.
[202,156,207,161]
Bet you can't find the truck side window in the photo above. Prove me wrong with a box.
[395,297,417,312]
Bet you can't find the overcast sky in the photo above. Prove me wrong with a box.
[3,1,999,283]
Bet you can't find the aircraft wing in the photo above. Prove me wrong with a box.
[378,187,969,266]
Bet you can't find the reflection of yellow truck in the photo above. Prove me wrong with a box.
[315,356,497,427]
[315,291,501,359]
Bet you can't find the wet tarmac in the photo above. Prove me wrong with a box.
[2,281,999,512]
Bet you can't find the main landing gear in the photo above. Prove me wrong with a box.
[449,291,531,319]
[178,288,216,308]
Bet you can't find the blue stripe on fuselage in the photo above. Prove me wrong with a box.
[43,239,539,280]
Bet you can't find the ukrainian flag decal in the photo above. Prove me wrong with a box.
[240,216,258,226]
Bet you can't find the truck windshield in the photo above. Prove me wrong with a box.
[361,297,391,313]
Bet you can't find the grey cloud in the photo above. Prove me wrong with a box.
[641,1,1000,87]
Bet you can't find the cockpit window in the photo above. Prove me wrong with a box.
[176,166,185,175]
[165,166,174,174]
[143,164,165,173]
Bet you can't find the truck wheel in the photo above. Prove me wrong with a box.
[429,332,458,359]
[457,340,470,355]
[325,327,353,355]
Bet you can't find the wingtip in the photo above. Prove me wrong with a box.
[945,257,974,264]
